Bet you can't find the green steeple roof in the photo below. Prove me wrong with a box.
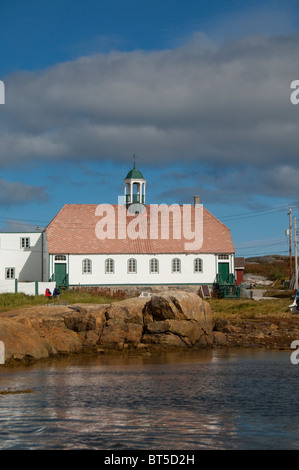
[125,159,145,180]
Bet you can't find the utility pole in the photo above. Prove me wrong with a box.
[289,208,293,280]
[295,217,298,290]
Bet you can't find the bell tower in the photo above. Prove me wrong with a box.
[124,155,146,213]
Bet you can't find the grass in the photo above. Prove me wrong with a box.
[206,297,293,320]
[0,293,49,312]
[0,288,295,320]
[0,287,126,313]
[263,288,292,298]
[219,255,296,319]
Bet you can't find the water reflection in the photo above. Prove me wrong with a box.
[0,349,299,449]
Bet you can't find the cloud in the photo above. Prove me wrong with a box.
[207,6,298,41]
[1,31,299,202]
[0,179,48,207]
[158,163,299,206]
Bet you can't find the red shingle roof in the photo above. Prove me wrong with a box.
[46,204,235,254]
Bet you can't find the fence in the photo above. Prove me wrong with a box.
[0,280,56,296]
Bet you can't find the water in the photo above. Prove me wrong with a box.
[0,349,298,450]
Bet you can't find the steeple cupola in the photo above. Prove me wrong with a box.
[124,156,146,212]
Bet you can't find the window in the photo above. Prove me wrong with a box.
[82,258,92,274]
[218,254,229,260]
[194,258,203,273]
[105,258,114,274]
[149,258,159,273]
[20,237,30,248]
[55,255,67,261]
[128,258,137,273]
[5,267,15,279]
[172,258,181,273]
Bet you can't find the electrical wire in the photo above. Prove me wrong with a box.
[0,199,298,228]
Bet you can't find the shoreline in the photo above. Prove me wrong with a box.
[212,315,299,350]
[0,295,298,367]
[2,314,297,368]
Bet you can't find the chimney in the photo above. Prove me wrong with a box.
[194,195,200,207]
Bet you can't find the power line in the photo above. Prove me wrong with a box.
[0,216,49,224]
[236,236,287,247]
[0,199,298,226]
[218,202,299,222]
[237,250,289,257]
[0,200,298,237]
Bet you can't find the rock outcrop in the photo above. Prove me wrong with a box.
[143,291,213,347]
[212,316,299,349]
[0,291,214,363]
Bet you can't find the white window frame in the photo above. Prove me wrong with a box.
[55,255,67,261]
[82,258,92,274]
[105,258,115,274]
[194,258,203,273]
[149,258,159,274]
[128,258,137,274]
[172,258,181,273]
[218,254,229,260]
[5,267,15,279]
[20,237,30,249]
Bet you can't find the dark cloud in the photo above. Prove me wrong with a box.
[158,164,299,207]
[0,179,48,207]
[1,32,299,203]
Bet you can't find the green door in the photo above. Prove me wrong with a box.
[54,263,67,287]
[218,263,229,283]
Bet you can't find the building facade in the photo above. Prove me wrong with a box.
[0,164,237,293]
[0,231,48,282]
[46,164,236,290]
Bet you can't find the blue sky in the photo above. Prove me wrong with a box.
[0,0,299,258]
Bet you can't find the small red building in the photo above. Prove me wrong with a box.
[235,257,245,285]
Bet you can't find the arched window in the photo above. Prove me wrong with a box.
[149,258,159,273]
[105,258,114,274]
[128,258,137,273]
[82,258,92,274]
[194,258,203,273]
[172,258,181,273]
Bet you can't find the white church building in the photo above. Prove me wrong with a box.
[0,163,238,295]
